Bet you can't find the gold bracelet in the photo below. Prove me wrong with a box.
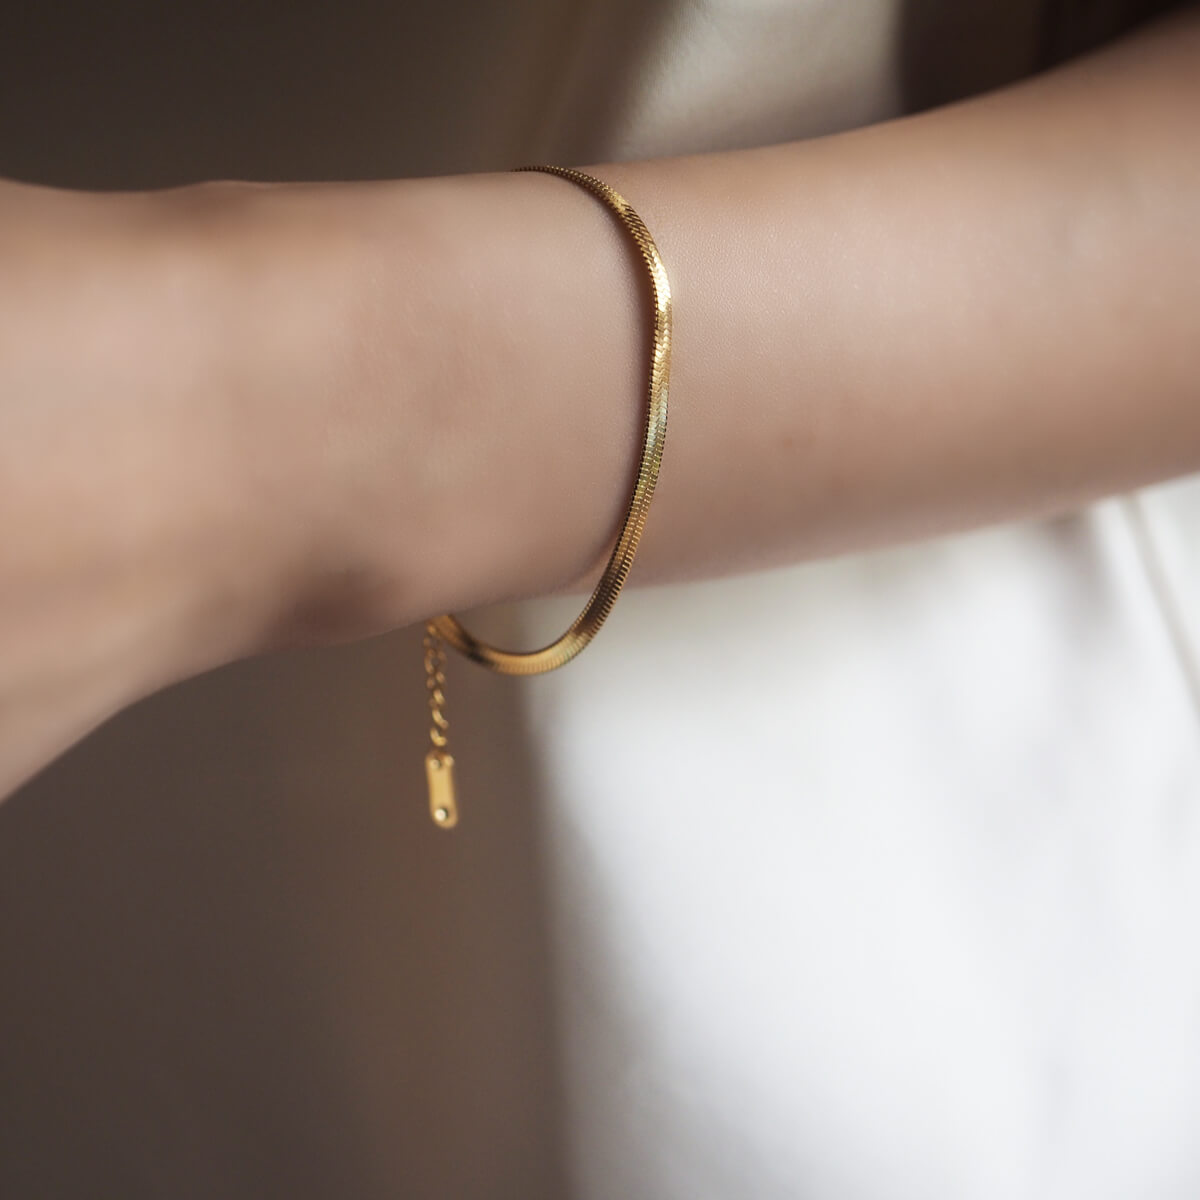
[421,164,673,829]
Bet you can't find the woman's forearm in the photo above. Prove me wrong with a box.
[2,8,1197,798]
[198,6,1200,649]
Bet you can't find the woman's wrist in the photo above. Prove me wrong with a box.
[181,171,651,655]
[0,179,304,795]
[38,179,374,680]
[153,179,384,661]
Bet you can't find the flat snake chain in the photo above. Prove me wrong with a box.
[423,165,673,827]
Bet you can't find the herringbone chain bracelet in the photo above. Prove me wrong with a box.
[422,164,673,829]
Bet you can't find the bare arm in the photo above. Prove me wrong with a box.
[2,7,1198,795]
[216,5,1200,634]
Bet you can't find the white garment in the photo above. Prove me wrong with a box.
[507,486,1200,1199]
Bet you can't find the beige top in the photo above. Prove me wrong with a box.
[2,3,1197,1199]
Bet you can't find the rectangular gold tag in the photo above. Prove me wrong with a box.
[425,750,458,829]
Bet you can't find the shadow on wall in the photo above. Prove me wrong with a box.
[897,0,1185,115]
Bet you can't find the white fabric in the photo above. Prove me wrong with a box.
[506,488,1200,1199]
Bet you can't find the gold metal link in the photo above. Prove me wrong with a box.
[423,623,449,749]
[423,623,458,828]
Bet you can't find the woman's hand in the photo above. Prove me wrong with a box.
[0,179,317,800]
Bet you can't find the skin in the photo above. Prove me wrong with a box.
[1,7,1198,800]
